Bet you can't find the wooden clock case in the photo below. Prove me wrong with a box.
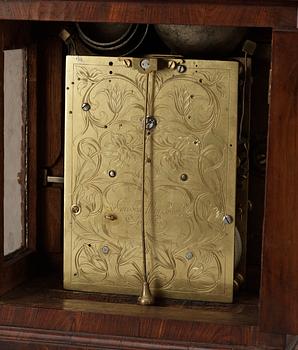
[0,1,297,349]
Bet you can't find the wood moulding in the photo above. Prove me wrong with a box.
[260,30,298,336]
[0,1,296,29]
[0,279,285,349]
[0,326,286,350]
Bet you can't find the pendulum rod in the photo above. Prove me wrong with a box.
[138,71,154,306]
[141,73,149,281]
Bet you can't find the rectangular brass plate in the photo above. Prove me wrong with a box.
[64,56,238,302]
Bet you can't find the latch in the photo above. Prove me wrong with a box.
[42,169,64,186]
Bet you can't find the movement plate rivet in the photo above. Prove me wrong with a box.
[180,173,188,181]
[185,251,193,260]
[102,245,110,254]
[108,170,117,178]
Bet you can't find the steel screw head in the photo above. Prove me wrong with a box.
[140,59,150,70]
[180,173,188,181]
[82,103,91,111]
[185,251,193,260]
[71,204,81,215]
[124,59,132,67]
[177,65,186,73]
[168,60,176,70]
[102,245,110,254]
[223,215,233,224]
[108,170,117,178]
[146,116,157,130]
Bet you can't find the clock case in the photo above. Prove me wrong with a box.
[0,14,296,348]
[0,20,262,312]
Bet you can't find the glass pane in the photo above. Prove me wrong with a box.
[3,49,27,256]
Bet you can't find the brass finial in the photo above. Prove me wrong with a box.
[138,281,154,306]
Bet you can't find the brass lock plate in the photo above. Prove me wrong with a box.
[64,56,238,302]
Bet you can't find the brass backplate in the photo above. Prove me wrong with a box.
[64,56,238,302]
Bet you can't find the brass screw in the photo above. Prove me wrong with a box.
[168,60,176,70]
[71,204,81,215]
[124,59,132,67]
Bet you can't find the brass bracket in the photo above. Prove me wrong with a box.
[132,58,158,74]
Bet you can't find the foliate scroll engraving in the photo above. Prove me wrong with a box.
[64,56,238,302]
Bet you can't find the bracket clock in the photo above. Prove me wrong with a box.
[0,2,297,349]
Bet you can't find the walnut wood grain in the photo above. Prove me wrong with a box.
[0,24,4,268]
[37,35,64,259]
[0,325,285,350]
[37,36,63,170]
[0,277,284,349]
[0,3,296,347]
[260,30,298,335]
[0,298,284,349]
[0,1,296,29]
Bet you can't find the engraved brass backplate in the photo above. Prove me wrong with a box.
[64,56,238,302]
